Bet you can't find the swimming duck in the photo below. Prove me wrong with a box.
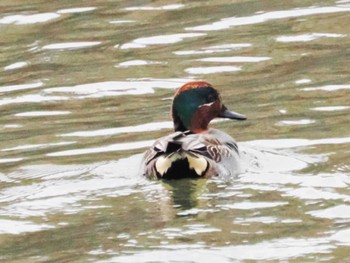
[141,81,246,179]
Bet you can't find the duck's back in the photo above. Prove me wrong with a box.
[141,128,241,179]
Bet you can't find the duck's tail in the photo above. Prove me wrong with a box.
[154,141,209,179]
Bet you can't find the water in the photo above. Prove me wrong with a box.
[1,0,350,261]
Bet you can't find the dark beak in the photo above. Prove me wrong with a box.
[218,105,246,120]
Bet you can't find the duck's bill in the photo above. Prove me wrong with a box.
[219,105,247,120]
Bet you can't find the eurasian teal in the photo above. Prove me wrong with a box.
[141,81,246,179]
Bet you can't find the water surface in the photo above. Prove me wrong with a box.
[1,0,350,262]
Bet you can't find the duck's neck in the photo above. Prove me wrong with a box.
[173,114,188,132]
[173,111,209,133]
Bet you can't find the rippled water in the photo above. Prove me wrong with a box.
[1,0,350,262]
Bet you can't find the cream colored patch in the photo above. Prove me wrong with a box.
[187,155,208,175]
[155,153,208,176]
[155,156,172,175]
[155,153,181,175]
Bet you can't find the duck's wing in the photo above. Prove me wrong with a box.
[142,131,183,165]
[143,129,235,164]
[199,129,242,176]
[183,129,239,162]
[141,129,241,178]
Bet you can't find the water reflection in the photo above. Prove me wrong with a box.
[0,82,43,93]
[311,106,350,111]
[0,158,24,164]
[0,219,53,235]
[162,179,205,211]
[1,0,350,261]
[47,140,154,156]
[42,42,101,50]
[308,205,350,219]
[60,121,172,137]
[276,119,316,126]
[186,6,350,31]
[116,60,166,68]
[197,56,271,62]
[301,84,350,91]
[185,66,241,75]
[109,20,135,25]
[4,62,28,71]
[124,4,185,11]
[120,33,206,49]
[0,94,68,106]
[0,13,60,25]
[276,33,346,42]
[295,79,312,85]
[15,111,71,117]
[174,43,251,55]
[56,7,96,14]
[100,237,334,262]
[44,78,191,98]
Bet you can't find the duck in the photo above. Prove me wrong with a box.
[141,81,246,179]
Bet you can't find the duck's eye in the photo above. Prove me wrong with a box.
[206,94,216,103]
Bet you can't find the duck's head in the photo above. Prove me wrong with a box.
[172,81,246,133]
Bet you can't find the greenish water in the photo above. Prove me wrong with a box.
[1,0,350,262]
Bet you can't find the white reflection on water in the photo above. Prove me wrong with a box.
[331,228,350,245]
[0,158,24,164]
[185,66,241,75]
[285,187,350,201]
[47,140,154,156]
[120,33,206,49]
[109,19,136,25]
[301,84,350,91]
[44,78,192,98]
[0,94,68,106]
[196,56,271,62]
[161,224,221,237]
[0,219,53,235]
[0,173,16,183]
[116,60,166,67]
[0,13,60,25]
[125,4,185,11]
[4,61,28,71]
[311,106,350,111]
[233,216,302,224]
[61,121,172,137]
[0,138,345,243]
[308,205,350,219]
[109,20,135,24]
[15,111,71,117]
[99,237,333,262]
[176,208,217,216]
[218,201,288,210]
[3,124,22,129]
[240,173,349,188]
[0,155,143,219]
[42,42,101,50]
[276,33,346,42]
[59,119,229,137]
[0,82,43,93]
[238,141,347,189]
[276,119,316,126]
[245,137,350,149]
[174,43,251,55]
[295,78,312,85]
[57,7,96,14]
[1,142,75,152]
[186,6,350,31]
